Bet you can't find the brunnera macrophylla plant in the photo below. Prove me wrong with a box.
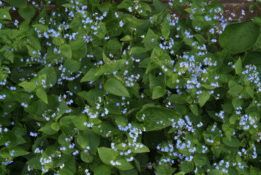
[0,0,261,174]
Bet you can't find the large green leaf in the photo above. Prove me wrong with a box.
[198,91,210,107]
[152,86,166,99]
[94,165,111,175]
[3,0,27,8]
[0,7,11,20]
[98,147,118,165]
[104,78,130,97]
[37,66,57,87]
[154,162,176,175]
[36,88,48,104]
[136,107,176,131]
[222,137,241,147]
[220,21,259,54]
[18,6,36,20]
[60,44,72,59]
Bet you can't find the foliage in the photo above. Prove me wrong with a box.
[0,0,261,174]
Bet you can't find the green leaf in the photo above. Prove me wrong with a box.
[94,165,111,175]
[60,44,72,59]
[0,7,11,20]
[228,80,243,96]
[154,162,176,175]
[26,156,42,169]
[39,122,59,135]
[194,154,208,166]
[180,161,194,174]
[104,78,130,97]
[18,6,36,20]
[117,0,134,10]
[152,86,166,99]
[220,21,259,54]
[120,35,132,42]
[77,132,89,149]
[28,36,41,50]
[38,66,57,87]
[3,0,27,8]
[97,22,107,39]
[120,169,138,175]
[59,168,73,175]
[142,29,159,49]
[199,91,210,107]
[208,169,223,175]
[235,57,242,74]
[19,82,36,92]
[115,159,134,170]
[11,146,29,157]
[82,129,100,154]
[194,34,206,44]
[73,114,88,130]
[52,37,65,46]
[78,89,104,107]
[222,137,241,147]
[98,147,118,165]
[80,68,100,82]
[131,144,150,153]
[130,47,148,54]
[69,39,87,58]
[36,88,48,104]
[190,104,198,116]
[153,0,166,12]
[245,86,254,98]
[161,27,170,40]
[63,59,81,73]
[136,107,175,131]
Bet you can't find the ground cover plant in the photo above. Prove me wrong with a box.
[0,0,261,174]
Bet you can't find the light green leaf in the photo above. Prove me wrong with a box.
[152,86,166,99]
[235,57,242,74]
[136,107,175,131]
[190,104,198,116]
[52,37,65,46]
[73,114,88,130]
[39,122,59,135]
[18,6,36,20]
[222,137,241,147]
[36,88,48,104]
[208,169,223,175]
[0,7,11,20]
[130,47,148,54]
[11,147,29,157]
[220,21,259,54]
[98,147,118,165]
[77,132,89,149]
[161,27,170,40]
[80,68,100,82]
[154,162,176,175]
[63,59,81,73]
[104,78,130,97]
[131,144,150,153]
[28,36,41,50]
[142,29,159,49]
[94,165,111,175]
[3,0,27,8]
[60,44,72,59]
[115,159,134,170]
[180,161,194,174]
[19,82,36,92]
[199,91,210,107]
[38,66,57,87]
[120,35,132,42]
[194,154,208,166]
